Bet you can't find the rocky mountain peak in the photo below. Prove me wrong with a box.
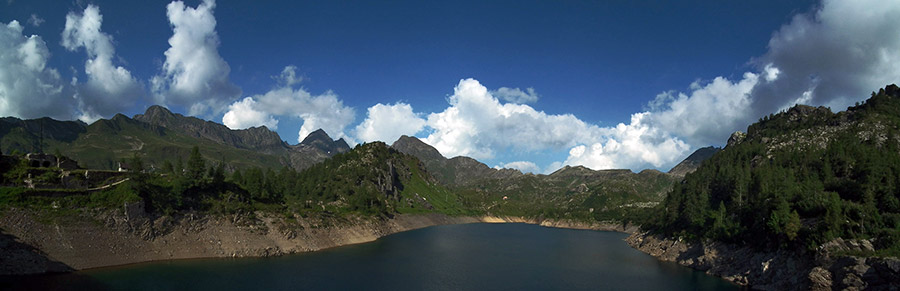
[334,138,350,151]
[391,135,445,162]
[881,84,899,97]
[133,105,287,152]
[726,131,746,148]
[785,105,831,123]
[134,105,176,126]
[667,146,721,177]
[299,129,350,155]
[300,129,332,145]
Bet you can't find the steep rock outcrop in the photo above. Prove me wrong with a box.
[667,146,721,177]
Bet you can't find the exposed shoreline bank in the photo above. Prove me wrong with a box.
[625,231,900,290]
[0,207,634,275]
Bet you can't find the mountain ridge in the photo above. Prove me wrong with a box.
[1,106,350,171]
[667,146,721,177]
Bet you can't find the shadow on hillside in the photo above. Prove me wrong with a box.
[0,230,109,290]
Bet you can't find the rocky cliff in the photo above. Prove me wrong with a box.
[627,230,900,290]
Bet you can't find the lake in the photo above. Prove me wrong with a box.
[5,223,738,290]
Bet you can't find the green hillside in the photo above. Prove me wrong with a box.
[64,114,283,171]
[455,167,676,222]
[649,85,900,255]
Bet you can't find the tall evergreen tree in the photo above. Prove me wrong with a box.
[186,146,205,183]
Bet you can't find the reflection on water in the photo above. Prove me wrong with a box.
[3,223,739,290]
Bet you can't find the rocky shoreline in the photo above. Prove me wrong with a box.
[626,231,900,290]
[0,204,634,275]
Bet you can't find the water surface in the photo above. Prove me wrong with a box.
[7,223,738,290]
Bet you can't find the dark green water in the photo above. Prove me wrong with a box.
[5,223,738,290]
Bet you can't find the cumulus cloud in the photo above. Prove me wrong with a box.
[646,73,760,146]
[424,79,599,160]
[516,0,900,172]
[354,102,425,143]
[419,78,689,171]
[750,0,900,116]
[640,0,900,149]
[151,0,240,117]
[496,161,540,174]
[62,4,143,123]
[0,20,73,120]
[222,97,278,130]
[564,112,690,170]
[492,87,539,104]
[222,66,355,143]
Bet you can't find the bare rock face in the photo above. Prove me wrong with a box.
[726,131,746,148]
[817,238,875,263]
[627,232,900,290]
[667,146,721,177]
[808,267,832,291]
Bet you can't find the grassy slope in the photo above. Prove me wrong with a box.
[454,168,677,221]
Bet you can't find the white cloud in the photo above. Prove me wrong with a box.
[354,102,425,143]
[424,78,600,160]
[222,97,278,130]
[151,0,240,117]
[27,14,44,27]
[492,87,539,104]
[496,161,540,174]
[62,4,143,123]
[564,112,690,170]
[420,78,689,171]
[276,65,302,87]
[222,67,355,143]
[0,20,73,120]
[646,73,759,147]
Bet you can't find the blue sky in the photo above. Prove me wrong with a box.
[2,0,899,173]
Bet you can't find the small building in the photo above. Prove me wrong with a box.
[26,153,57,168]
[56,157,79,170]
[117,162,131,172]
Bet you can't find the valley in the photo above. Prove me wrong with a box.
[3,85,900,289]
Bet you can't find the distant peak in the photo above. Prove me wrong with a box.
[111,113,130,121]
[335,138,350,149]
[144,105,174,116]
[391,135,446,161]
[301,129,332,145]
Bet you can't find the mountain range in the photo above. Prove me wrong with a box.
[0,104,718,222]
[0,105,350,171]
[1,104,711,184]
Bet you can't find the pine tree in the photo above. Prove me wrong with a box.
[186,146,205,184]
